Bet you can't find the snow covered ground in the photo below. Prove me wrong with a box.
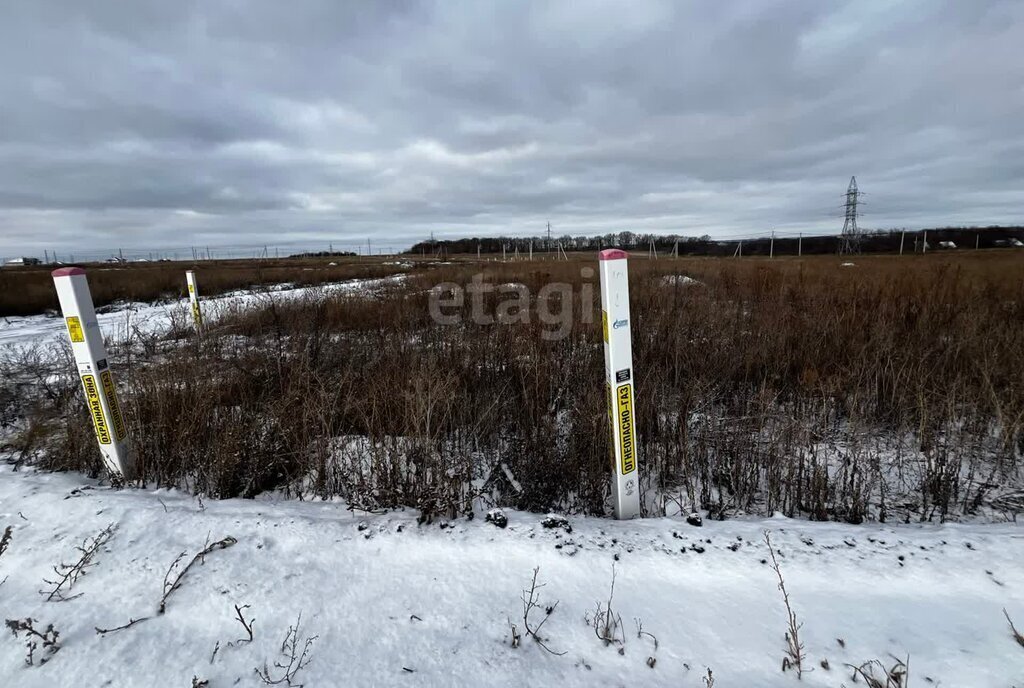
[2,465,1023,687]
[0,275,407,348]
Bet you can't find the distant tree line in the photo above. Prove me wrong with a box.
[288,250,358,258]
[407,226,1024,257]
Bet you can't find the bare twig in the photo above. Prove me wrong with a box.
[255,613,318,687]
[42,523,117,602]
[589,563,625,649]
[1005,608,1024,648]
[764,530,805,678]
[507,617,521,648]
[0,525,11,559]
[234,603,255,644]
[845,656,909,688]
[95,535,237,635]
[519,567,566,655]
[95,617,151,635]
[635,617,658,666]
[635,617,659,651]
[160,536,237,614]
[5,618,61,666]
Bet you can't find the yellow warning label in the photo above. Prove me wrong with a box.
[616,383,636,474]
[82,374,111,445]
[66,316,84,343]
[602,310,608,342]
[188,283,195,294]
[100,370,127,441]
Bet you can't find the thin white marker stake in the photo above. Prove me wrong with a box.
[186,270,203,328]
[51,267,133,479]
[598,249,641,519]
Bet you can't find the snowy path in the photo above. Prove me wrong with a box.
[0,276,406,348]
[1,466,1023,687]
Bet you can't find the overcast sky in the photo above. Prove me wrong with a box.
[2,0,1023,256]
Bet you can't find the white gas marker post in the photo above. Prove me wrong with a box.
[598,249,641,519]
[52,267,133,479]
[185,270,203,328]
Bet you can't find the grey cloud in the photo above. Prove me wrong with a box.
[1,0,1023,256]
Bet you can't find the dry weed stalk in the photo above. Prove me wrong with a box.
[764,530,806,678]
[234,603,255,644]
[519,567,565,656]
[589,563,625,649]
[1004,608,1024,648]
[160,535,238,614]
[5,618,61,666]
[42,522,117,601]
[95,534,237,635]
[845,656,909,688]
[255,613,318,687]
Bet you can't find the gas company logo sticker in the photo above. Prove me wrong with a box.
[615,383,636,474]
[613,318,628,330]
[81,374,111,445]
[100,370,127,441]
[66,316,84,343]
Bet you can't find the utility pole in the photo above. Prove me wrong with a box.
[798,233,802,257]
[899,229,905,255]
[976,233,980,250]
[547,221,552,252]
[770,230,775,259]
[922,230,928,254]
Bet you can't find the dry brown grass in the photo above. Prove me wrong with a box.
[0,257,423,317]
[6,251,1024,521]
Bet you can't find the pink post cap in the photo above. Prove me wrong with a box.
[51,267,86,277]
[599,248,628,261]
